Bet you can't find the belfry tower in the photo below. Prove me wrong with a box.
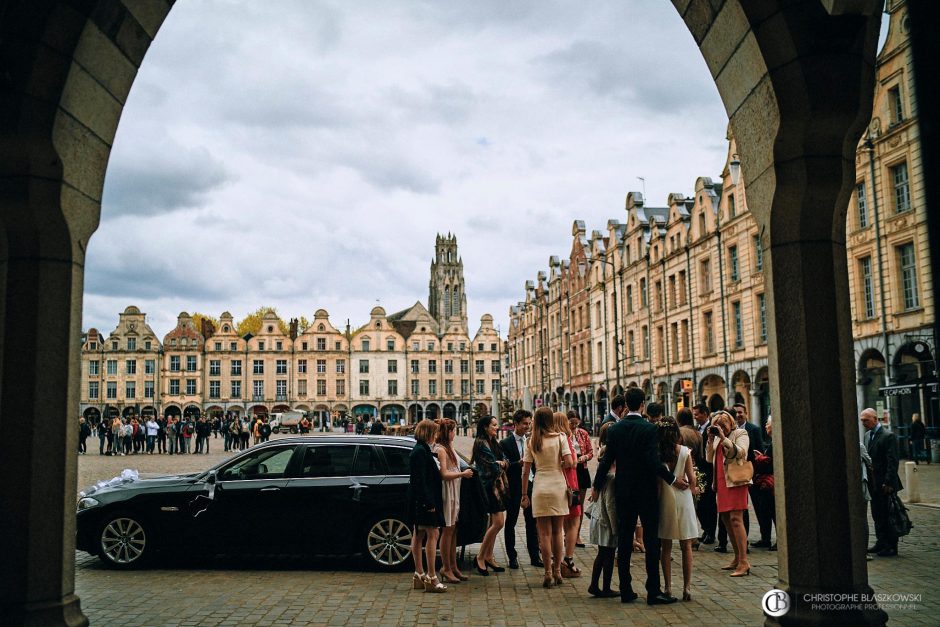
[429,233,468,331]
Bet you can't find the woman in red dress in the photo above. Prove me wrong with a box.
[706,410,751,577]
[555,412,583,578]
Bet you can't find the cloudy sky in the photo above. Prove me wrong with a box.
[84,0,734,338]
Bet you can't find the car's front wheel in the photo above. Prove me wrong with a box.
[98,512,151,568]
[364,515,412,571]
[290,426,298,434]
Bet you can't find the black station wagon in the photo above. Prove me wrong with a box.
[76,436,487,570]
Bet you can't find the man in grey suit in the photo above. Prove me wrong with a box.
[861,408,903,556]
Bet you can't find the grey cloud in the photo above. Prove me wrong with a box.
[102,143,230,217]
[388,83,478,125]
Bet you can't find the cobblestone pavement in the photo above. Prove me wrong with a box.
[75,433,940,625]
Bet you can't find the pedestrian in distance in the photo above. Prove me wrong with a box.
[752,416,776,550]
[910,413,928,465]
[657,417,700,601]
[97,418,109,455]
[156,416,167,454]
[861,407,903,557]
[408,419,447,593]
[166,417,178,455]
[145,415,158,454]
[433,418,473,584]
[521,406,574,588]
[78,417,91,454]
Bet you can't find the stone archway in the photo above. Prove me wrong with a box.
[0,2,889,625]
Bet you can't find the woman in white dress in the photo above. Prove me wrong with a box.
[657,417,700,601]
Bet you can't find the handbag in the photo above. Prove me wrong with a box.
[888,494,913,537]
[559,434,580,508]
[725,442,754,485]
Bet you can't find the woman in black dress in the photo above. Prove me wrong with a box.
[408,419,447,592]
[471,415,509,575]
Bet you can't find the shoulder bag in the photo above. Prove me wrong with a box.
[560,434,580,508]
[725,438,754,485]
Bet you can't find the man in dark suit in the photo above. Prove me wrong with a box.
[692,404,716,544]
[500,409,541,569]
[591,387,687,605]
[861,408,903,556]
[601,394,626,427]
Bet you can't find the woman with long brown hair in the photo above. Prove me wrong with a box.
[471,415,509,575]
[408,419,446,592]
[657,417,700,600]
[521,407,575,587]
[555,412,583,578]
[433,418,474,583]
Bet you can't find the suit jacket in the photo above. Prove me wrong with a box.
[500,433,526,495]
[739,421,764,461]
[593,414,674,508]
[867,427,902,492]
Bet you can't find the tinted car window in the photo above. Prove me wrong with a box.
[300,445,356,478]
[380,446,411,476]
[219,446,295,481]
[351,445,384,476]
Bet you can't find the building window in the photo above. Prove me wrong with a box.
[297,379,307,396]
[186,355,197,371]
[106,381,117,399]
[209,380,220,399]
[445,380,454,395]
[253,360,263,375]
[388,380,398,396]
[112,341,118,350]
[335,341,342,351]
[214,341,222,351]
[681,319,690,360]
[361,339,370,351]
[892,162,911,213]
[429,360,437,374]
[312,359,323,374]
[276,341,283,351]
[898,243,919,310]
[860,257,875,319]
[253,380,263,400]
[703,311,715,355]
[88,381,99,399]
[230,342,237,351]
[429,380,437,395]
[89,360,100,375]
[642,325,650,360]
[754,236,763,272]
[626,284,633,313]
[144,340,151,350]
[127,337,137,350]
[491,359,500,373]
[231,380,241,398]
[386,359,397,373]
[411,380,420,395]
[297,359,307,374]
[316,337,326,351]
[144,381,154,399]
[729,246,740,282]
[231,360,242,376]
[856,182,868,228]
[758,294,767,344]
[460,379,469,395]
[428,341,435,351]
[628,331,635,359]
[276,359,287,375]
[474,380,484,395]
[258,341,265,351]
[640,278,648,308]
[387,338,395,351]
[276,380,287,398]
[889,85,903,124]
[336,359,346,374]
[700,259,712,292]
[411,359,419,374]
[169,379,180,395]
[728,193,736,219]
[359,360,369,374]
[209,360,221,376]
[460,359,469,374]
[186,379,196,395]
[169,356,180,372]
[492,379,500,393]
[336,380,345,395]
[732,301,743,349]
[359,380,369,395]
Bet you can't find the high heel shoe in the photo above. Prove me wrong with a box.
[439,572,461,584]
[454,572,469,581]
[730,566,751,577]
[423,575,448,592]
[412,572,425,590]
[475,558,489,576]
[484,559,505,573]
[553,569,564,586]
[720,561,738,571]
[543,573,554,588]
[561,556,581,578]
[682,587,692,601]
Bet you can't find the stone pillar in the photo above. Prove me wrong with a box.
[674,0,885,624]
[0,2,170,624]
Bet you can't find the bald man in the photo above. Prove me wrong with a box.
[861,408,902,557]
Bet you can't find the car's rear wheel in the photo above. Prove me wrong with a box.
[98,513,151,568]
[364,515,412,571]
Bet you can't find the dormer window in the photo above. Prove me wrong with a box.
[258,341,265,351]
[223,324,230,332]
[127,338,136,350]
[318,324,325,332]
[180,338,187,347]
[111,341,118,350]
[267,325,274,333]
[362,339,370,351]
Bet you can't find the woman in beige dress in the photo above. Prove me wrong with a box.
[433,418,474,584]
[521,406,575,587]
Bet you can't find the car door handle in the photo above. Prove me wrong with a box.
[260,486,281,492]
[349,484,369,489]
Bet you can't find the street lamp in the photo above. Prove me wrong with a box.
[729,154,741,186]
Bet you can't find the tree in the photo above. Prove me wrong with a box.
[236,306,289,337]
[190,312,219,337]
[298,316,312,333]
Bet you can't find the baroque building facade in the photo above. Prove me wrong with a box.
[508,4,934,436]
[79,236,502,425]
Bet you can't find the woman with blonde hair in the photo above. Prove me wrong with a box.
[433,418,474,583]
[522,406,574,587]
[706,410,751,577]
[408,419,446,592]
[555,411,584,578]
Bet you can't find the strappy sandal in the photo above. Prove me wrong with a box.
[561,556,581,577]
[423,575,448,593]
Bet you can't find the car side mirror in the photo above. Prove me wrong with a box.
[207,470,217,500]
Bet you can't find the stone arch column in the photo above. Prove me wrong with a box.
[0,2,172,625]
[674,0,884,624]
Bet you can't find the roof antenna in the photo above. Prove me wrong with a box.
[637,176,646,197]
